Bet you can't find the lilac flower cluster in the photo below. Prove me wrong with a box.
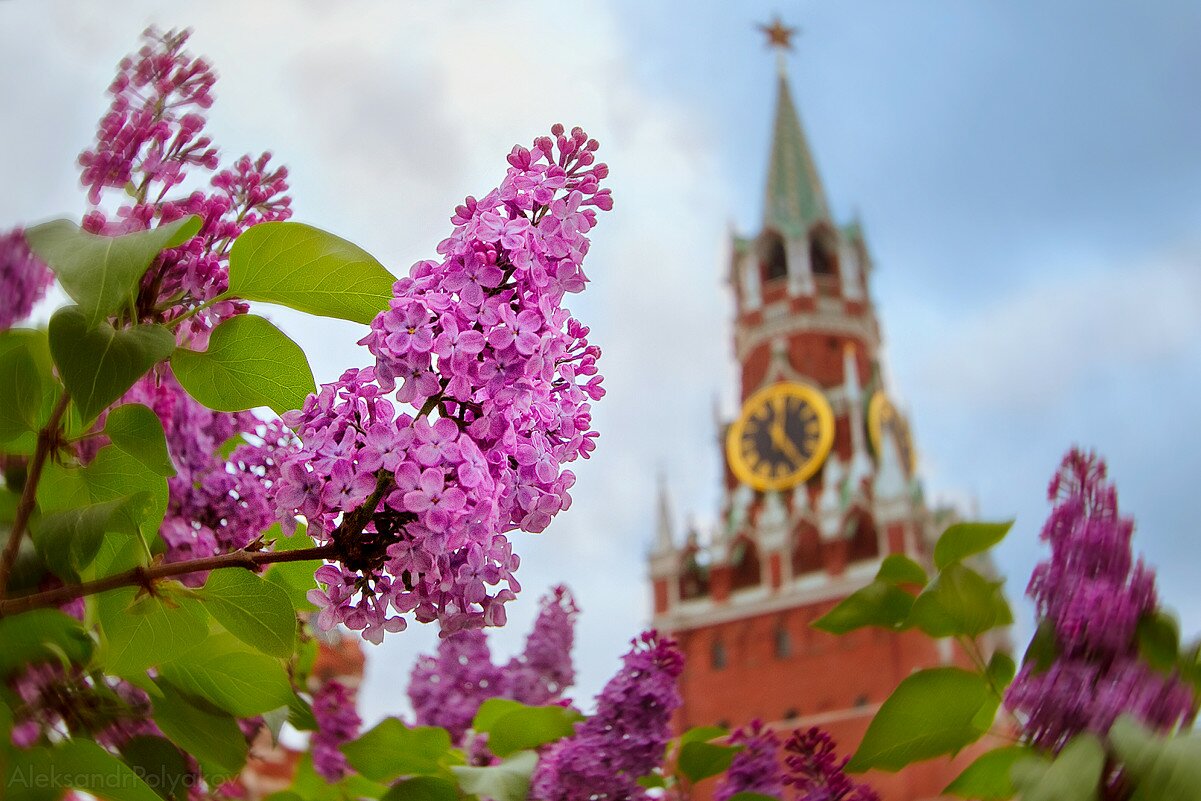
[9,663,156,751]
[1004,449,1197,751]
[0,229,54,331]
[783,727,879,801]
[408,628,506,743]
[311,679,362,782]
[123,372,294,577]
[78,28,291,347]
[407,585,579,742]
[503,584,579,706]
[277,127,609,642]
[531,631,683,801]
[715,720,784,801]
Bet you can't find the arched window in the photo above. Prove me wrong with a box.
[729,537,761,591]
[711,639,728,670]
[783,707,800,721]
[846,511,880,563]
[774,625,792,659]
[791,521,822,577]
[809,224,839,278]
[679,549,710,600]
[759,230,788,282]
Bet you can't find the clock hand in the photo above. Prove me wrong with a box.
[769,420,805,466]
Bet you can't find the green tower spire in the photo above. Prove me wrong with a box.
[761,20,830,238]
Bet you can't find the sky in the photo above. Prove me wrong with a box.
[1,0,1199,723]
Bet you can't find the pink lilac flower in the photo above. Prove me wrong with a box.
[78,28,291,347]
[277,125,608,642]
[408,628,505,743]
[8,663,156,750]
[122,371,295,581]
[0,229,54,331]
[715,720,784,801]
[1004,449,1197,752]
[783,727,878,801]
[530,631,682,801]
[505,585,578,706]
[311,679,361,782]
[405,585,580,745]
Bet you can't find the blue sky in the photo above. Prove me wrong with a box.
[1,1,1198,721]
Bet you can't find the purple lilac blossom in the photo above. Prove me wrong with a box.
[783,727,879,801]
[277,125,610,642]
[8,663,156,750]
[1004,449,1197,751]
[122,371,295,578]
[530,630,682,801]
[78,28,291,348]
[311,679,361,782]
[406,585,581,744]
[0,229,54,331]
[715,720,784,801]
[408,627,506,743]
[505,584,579,706]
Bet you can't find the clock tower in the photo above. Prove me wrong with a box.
[649,20,973,801]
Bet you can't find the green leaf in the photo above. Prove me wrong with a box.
[812,579,915,634]
[381,777,459,801]
[197,569,296,657]
[1109,714,1201,800]
[0,609,93,678]
[159,634,293,716]
[876,554,928,586]
[81,445,169,538]
[263,523,319,612]
[98,589,208,676]
[288,691,318,732]
[678,741,743,783]
[943,745,1030,800]
[678,725,729,746]
[105,404,176,476]
[171,314,315,415]
[0,339,42,444]
[482,703,583,757]
[26,216,201,327]
[31,494,150,580]
[342,718,453,782]
[451,750,538,801]
[847,667,990,772]
[49,306,175,423]
[119,735,191,801]
[987,652,1017,688]
[1010,733,1104,801]
[472,698,527,732]
[1022,620,1059,674]
[1136,611,1180,672]
[933,521,1013,570]
[228,222,395,324]
[152,680,248,779]
[908,563,1011,638]
[38,739,164,801]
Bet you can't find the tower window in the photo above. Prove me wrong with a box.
[774,625,792,659]
[711,639,728,670]
[809,225,839,277]
[783,707,799,721]
[759,231,788,282]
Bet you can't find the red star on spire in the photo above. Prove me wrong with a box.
[759,16,798,51]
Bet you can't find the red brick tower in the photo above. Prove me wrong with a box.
[649,21,971,801]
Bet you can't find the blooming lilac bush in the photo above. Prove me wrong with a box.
[814,448,1200,801]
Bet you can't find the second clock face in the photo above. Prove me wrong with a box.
[726,382,835,491]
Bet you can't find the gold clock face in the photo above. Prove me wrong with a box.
[726,382,835,491]
[867,391,916,474]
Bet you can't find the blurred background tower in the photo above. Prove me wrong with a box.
[648,19,975,801]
